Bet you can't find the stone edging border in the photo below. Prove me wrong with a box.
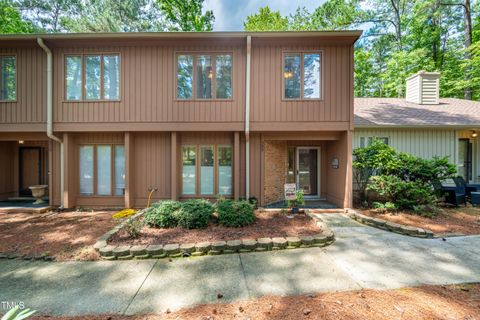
[94,209,335,260]
[349,210,435,238]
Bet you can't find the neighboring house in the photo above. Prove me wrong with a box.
[354,71,480,184]
[0,31,361,209]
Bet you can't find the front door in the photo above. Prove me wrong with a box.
[19,147,42,196]
[296,147,320,198]
[458,139,473,182]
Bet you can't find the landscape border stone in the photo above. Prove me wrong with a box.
[96,208,336,260]
[349,210,436,238]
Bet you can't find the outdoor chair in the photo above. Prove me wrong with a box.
[453,176,480,197]
[432,180,466,207]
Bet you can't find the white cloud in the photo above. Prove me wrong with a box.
[205,0,323,31]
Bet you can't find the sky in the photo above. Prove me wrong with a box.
[204,0,325,31]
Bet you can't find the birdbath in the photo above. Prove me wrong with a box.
[29,185,48,204]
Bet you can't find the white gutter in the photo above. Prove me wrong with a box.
[37,38,64,208]
[245,35,251,199]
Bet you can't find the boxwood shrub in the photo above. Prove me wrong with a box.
[144,200,181,228]
[217,199,255,227]
[176,199,214,229]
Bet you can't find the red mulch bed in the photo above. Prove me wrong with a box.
[0,210,117,261]
[359,206,480,235]
[30,283,480,320]
[109,210,321,246]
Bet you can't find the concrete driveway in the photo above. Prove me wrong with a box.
[1,214,478,316]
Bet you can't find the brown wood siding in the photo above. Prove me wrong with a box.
[250,42,352,125]
[52,45,245,126]
[0,47,46,124]
[133,132,171,206]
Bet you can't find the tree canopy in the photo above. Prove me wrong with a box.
[244,1,480,100]
[6,0,214,32]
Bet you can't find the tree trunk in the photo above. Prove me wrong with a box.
[463,0,472,100]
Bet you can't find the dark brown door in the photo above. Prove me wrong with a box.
[19,147,42,196]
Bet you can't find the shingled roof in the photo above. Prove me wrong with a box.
[354,98,480,127]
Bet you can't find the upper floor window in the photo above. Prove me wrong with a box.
[65,54,120,101]
[0,56,16,101]
[177,53,232,100]
[283,52,322,100]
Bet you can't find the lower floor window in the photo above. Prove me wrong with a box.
[360,136,389,148]
[182,144,232,196]
[79,144,125,196]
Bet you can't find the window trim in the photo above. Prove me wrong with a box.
[0,54,17,103]
[281,50,323,101]
[181,144,234,198]
[174,51,234,101]
[78,143,125,197]
[64,52,121,102]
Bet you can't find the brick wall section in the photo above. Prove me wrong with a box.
[264,141,287,204]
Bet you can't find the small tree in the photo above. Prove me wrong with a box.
[352,139,399,202]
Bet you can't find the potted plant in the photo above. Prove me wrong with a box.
[288,189,305,214]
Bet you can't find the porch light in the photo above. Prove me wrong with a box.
[283,71,293,79]
[18,140,24,144]
[208,70,213,79]
[472,131,478,138]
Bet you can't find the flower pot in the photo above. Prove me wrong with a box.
[291,207,299,214]
[29,185,48,204]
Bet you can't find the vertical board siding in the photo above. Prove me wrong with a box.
[0,47,46,124]
[250,42,352,124]
[354,128,457,162]
[133,132,171,205]
[53,45,245,124]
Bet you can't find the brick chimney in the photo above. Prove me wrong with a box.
[406,71,440,105]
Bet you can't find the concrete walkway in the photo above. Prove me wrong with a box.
[1,214,479,316]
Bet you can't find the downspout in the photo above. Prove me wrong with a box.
[245,35,251,199]
[37,38,64,208]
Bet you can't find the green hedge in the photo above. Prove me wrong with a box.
[217,199,255,227]
[176,199,215,229]
[144,200,181,228]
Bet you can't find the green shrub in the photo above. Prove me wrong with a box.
[371,201,397,213]
[217,199,255,227]
[177,199,214,229]
[144,200,181,228]
[413,204,440,218]
[123,218,144,238]
[367,175,437,211]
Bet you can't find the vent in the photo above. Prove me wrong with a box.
[406,71,440,105]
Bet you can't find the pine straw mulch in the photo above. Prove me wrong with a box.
[109,210,321,246]
[359,206,480,235]
[29,283,480,320]
[0,210,117,261]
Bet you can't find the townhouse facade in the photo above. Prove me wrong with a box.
[0,31,361,209]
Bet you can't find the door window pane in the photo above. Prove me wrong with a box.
[97,145,111,195]
[200,146,214,195]
[303,53,321,99]
[298,148,318,196]
[218,146,232,195]
[0,56,16,101]
[284,54,301,99]
[85,56,101,100]
[103,55,119,100]
[216,55,232,99]
[66,56,82,100]
[182,146,196,195]
[196,55,212,99]
[79,146,94,195]
[114,145,125,196]
[177,55,193,99]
